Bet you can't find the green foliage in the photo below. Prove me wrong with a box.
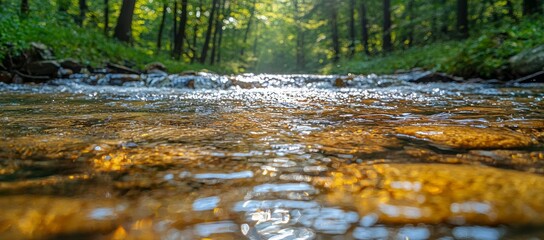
[325,16,544,80]
[321,42,462,75]
[0,2,229,73]
[447,16,544,79]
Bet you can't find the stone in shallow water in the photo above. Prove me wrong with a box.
[318,164,544,225]
[306,129,400,155]
[396,126,536,149]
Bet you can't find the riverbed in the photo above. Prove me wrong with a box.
[1,74,543,239]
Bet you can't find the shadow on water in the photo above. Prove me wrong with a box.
[0,74,543,239]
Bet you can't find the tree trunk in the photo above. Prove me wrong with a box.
[77,0,88,27]
[405,0,414,47]
[191,0,203,63]
[200,0,220,63]
[505,0,517,20]
[58,0,69,13]
[104,0,109,35]
[240,0,257,57]
[523,0,542,16]
[329,0,340,62]
[113,0,137,43]
[253,22,259,56]
[359,0,369,55]
[211,0,224,65]
[440,0,449,35]
[173,0,189,60]
[20,0,29,15]
[217,0,231,64]
[293,0,306,70]
[348,0,356,58]
[382,0,392,52]
[157,3,167,53]
[457,0,468,38]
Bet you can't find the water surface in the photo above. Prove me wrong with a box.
[0,74,543,239]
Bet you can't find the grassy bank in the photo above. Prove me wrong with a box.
[323,16,544,80]
[0,5,230,74]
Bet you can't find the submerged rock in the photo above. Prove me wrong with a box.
[319,163,544,225]
[396,126,536,149]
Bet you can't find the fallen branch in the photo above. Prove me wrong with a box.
[510,71,544,84]
[13,70,50,82]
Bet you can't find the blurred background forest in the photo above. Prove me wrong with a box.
[0,0,543,78]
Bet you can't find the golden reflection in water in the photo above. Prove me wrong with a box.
[396,126,537,149]
[320,163,544,225]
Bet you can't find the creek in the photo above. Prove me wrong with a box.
[0,74,543,239]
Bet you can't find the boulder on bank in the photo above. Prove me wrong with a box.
[145,62,167,73]
[29,42,55,61]
[401,71,460,83]
[510,45,544,76]
[24,60,61,77]
[0,71,12,83]
[60,59,82,73]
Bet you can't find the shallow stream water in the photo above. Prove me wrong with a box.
[0,74,543,239]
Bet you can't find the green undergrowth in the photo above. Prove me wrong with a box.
[324,16,544,80]
[321,42,462,75]
[0,6,231,74]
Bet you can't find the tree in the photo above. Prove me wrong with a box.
[77,0,89,27]
[217,0,231,64]
[348,0,356,58]
[328,0,340,62]
[240,0,257,57]
[171,0,178,54]
[113,0,137,43]
[210,0,224,64]
[58,0,69,13]
[104,0,110,34]
[156,3,168,52]
[382,0,392,52]
[404,0,415,47]
[293,0,306,70]
[20,0,29,15]
[200,0,220,63]
[190,0,203,63]
[506,0,517,20]
[359,0,369,55]
[173,0,189,60]
[457,0,468,38]
[523,0,542,16]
